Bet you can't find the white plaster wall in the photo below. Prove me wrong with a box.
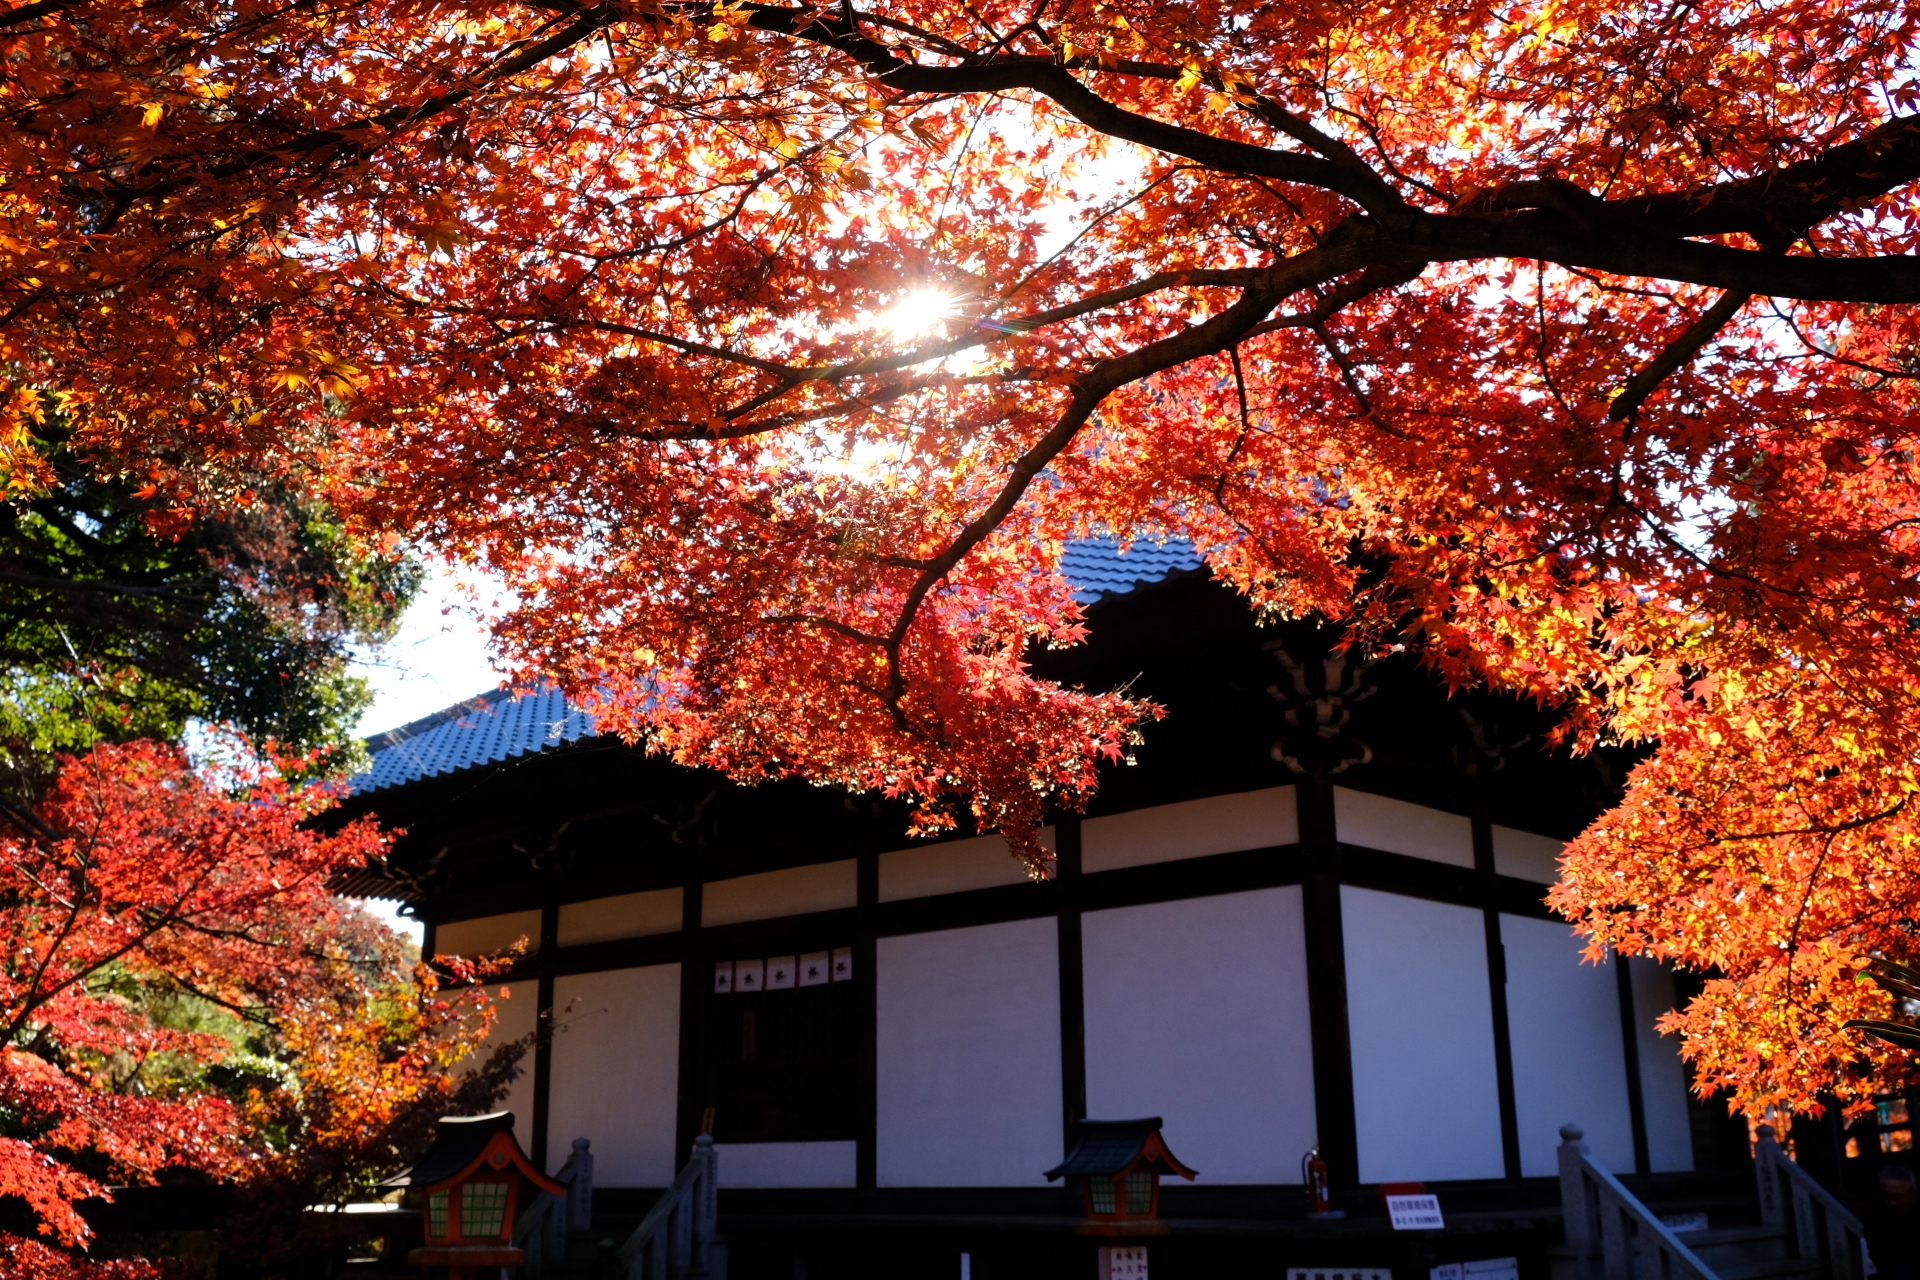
[879,829,1053,902]
[548,965,682,1186]
[1081,786,1300,874]
[702,860,858,927]
[1083,887,1316,1182]
[1343,886,1506,1182]
[1492,826,1566,884]
[715,1140,858,1188]
[876,917,1062,1186]
[437,910,542,958]
[1629,957,1695,1172]
[457,981,540,1151]
[558,887,683,947]
[1501,914,1635,1175]
[1333,789,1475,868]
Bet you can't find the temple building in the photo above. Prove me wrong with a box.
[331,540,1751,1277]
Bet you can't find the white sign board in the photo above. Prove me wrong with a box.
[1387,1193,1445,1230]
[1099,1245,1149,1280]
[1433,1259,1517,1280]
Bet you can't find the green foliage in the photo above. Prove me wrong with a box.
[0,426,421,792]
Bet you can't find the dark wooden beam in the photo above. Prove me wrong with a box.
[675,857,709,1166]
[1474,806,1523,1180]
[531,901,559,1171]
[1299,775,1361,1198]
[857,822,880,1193]
[1615,958,1651,1175]
[1054,815,1087,1157]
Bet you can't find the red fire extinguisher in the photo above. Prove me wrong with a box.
[1302,1143,1331,1215]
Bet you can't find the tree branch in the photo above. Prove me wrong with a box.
[1418,213,1920,302]
[0,0,79,30]
[0,794,62,850]
[1609,288,1751,422]
[876,237,1373,722]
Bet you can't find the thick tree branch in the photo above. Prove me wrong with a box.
[877,238,1374,722]
[1416,213,1920,302]
[0,0,78,30]
[1243,259,1426,338]
[1631,114,1920,238]
[0,794,61,849]
[1609,288,1751,422]
[1465,115,1920,241]
[721,5,1396,212]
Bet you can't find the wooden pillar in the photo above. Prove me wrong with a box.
[531,902,560,1171]
[675,860,709,1167]
[1473,807,1523,1180]
[1298,774,1360,1195]
[1055,815,1087,1157]
[1615,958,1651,1174]
[856,822,880,1193]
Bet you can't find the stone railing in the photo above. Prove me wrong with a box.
[1755,1124,1865,1280]
[512,1136,595,1276]
[616,1133,725,1280]
[1559,1124,1716,1280]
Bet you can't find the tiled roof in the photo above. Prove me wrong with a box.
[1060,535,1207,603]
[350,683,594,794]
[349,537,1207,795]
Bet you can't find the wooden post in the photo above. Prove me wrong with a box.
[856,818,879,1194]
[675,863,709,1165]
[1298,774,1360,1197]
[531,902,559,1171]
[1614,959,1652,1174]
[1056,813,1087,1162]
[1473,805,1523,1180]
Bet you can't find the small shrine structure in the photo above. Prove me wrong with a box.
[382,1112,564,1278]
[1045,1117,1197,1236]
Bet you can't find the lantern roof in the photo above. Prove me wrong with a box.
[379,1112,563,1196]
[1045,1118,1198,1181]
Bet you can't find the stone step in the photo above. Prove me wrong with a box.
[1715,1255,1822,1280]
[1549,1223,1807,1280]
[1685,1225,1794,1268]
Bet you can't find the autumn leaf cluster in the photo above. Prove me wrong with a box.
[0,740,509,1275]
[9,0,1920,1112]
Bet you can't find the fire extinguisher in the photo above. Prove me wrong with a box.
[1302,1143,1331,1215]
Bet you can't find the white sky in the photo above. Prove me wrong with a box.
[345,561,507,944]
[352,561,508,739]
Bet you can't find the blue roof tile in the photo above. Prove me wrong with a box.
[350,684,595,794]
[351,537,1207,793]
[1059,535,1206,603]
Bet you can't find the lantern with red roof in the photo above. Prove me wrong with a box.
[381,1112,564,1278]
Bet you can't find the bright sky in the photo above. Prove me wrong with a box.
[352,561,507,740]
[344,561,505,943]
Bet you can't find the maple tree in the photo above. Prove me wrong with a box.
[0,738,511,1277]
[7,0,1920,1116]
